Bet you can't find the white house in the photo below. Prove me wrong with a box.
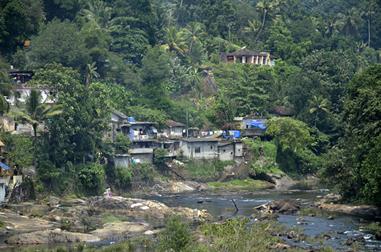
[6,86,55,106]
[180,138,219,160]
[164,120,186,139]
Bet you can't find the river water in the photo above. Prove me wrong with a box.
[147,190,381,251]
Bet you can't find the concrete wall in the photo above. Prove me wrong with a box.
[114,155,130,169]
[235,142,244,157]
[181,141,218,160]
[131,153,153,164]
[218,144,235,161]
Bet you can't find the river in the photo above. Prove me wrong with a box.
[2,189,381,251]
[147,190,381,251]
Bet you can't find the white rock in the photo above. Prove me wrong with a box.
[131,203,144,208]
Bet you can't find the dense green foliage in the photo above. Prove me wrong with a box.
[158,216,193,252]
[321,65,381,205]
[243,139,281,175]
[0,0,380,204]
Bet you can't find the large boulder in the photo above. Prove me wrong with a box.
[255,200,300,214]
[91,222,150,240]
[270,200,300,214]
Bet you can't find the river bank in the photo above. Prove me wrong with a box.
[1,183,381,251]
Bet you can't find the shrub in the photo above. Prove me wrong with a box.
[114,133,130,154]
[153,148,168,170]
[1,133,34,168]
[243,139,280,176]
[77,164,105,196]
[131,163,155,183]
[158,216,192,252]
[200,218,292,251]
[114,166,132,190]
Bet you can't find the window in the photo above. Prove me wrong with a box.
[195,147,201,153]
[210,145,213,150]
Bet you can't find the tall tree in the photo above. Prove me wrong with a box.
[22,20,90,69]
[0,0,44,54]
[339,65,381,204]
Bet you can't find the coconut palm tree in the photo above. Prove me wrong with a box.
[309,95,330,128]
[255,0,282,41]
[181,22,206,52]
[80,0,112,29]
[12,89,63,139]
[186,67,203,99]
[85,62,100,86]
[364,0,377,47]
[336,8,362,37]
[243,19,261,37]
[162,27,188,55]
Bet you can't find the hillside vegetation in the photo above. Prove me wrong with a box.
[0,0,380,205]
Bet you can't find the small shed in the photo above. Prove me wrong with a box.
[114,154,131,169]
[164,120,186,139]
[241,118,267,137]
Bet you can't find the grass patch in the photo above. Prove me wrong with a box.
[265,166,285,175]
[208,179,274,191]
[184,160,234,181]
[199,218,306,252]
[100,213,129,224]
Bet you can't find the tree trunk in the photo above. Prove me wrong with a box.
[32,124,38,167]
[255,9,268,42]
[368,13,371,47]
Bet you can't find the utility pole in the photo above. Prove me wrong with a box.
[186,110,189,138]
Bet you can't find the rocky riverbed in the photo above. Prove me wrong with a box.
[1,183,381,251]
[0,195,210,248]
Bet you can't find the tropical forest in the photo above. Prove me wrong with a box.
[0,0,381,251]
